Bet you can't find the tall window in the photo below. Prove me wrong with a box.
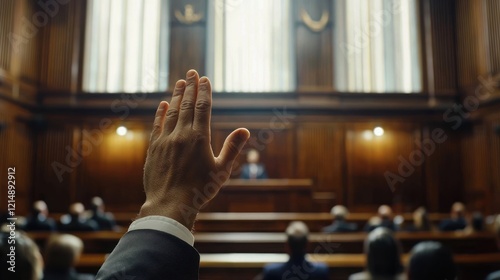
[207,0,295,92]
[334,0,422,93]
[83,0,169,93]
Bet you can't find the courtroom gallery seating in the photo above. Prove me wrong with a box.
[25,210,500,280]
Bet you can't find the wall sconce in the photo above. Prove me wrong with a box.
[116,126,128,136]
[373,126,385,137]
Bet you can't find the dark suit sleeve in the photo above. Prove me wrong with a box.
[96,229,200,280]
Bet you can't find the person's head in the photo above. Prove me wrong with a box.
[471,212,484,231]
[44,234,84,271]
[246,149,260,164]
[0,231,44,280]
[90,196,105,213]
[408,241,456,280]
[451,202,465,219]
[33,200,49,217]
[69,203,85,218]
[331,205,348,221]
[365,227,403,277]
[378,205,393,220]
[285,221,309,257]
[413,207,430,231]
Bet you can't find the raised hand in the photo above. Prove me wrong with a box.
[139,70,250,229]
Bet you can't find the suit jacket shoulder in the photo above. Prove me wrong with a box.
[96,229,200,280]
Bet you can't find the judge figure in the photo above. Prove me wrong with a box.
[240,149,268,179]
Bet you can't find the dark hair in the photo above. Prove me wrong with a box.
[45,234,83,270]
[286,221,309,257]
[0,231,41,280]
[288,236,308,257]
[408,241,456,280]
[365,228,403,277]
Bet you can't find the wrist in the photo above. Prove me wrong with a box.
[138,199,200,230]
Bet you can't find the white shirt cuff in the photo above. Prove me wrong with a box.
[128,215,195,246]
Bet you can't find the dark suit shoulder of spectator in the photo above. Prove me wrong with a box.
[90,212,116,230]
[96,229,199,280]
[439,218,467,231]
[323,221,358,233]
[59,216,99,232]
[24,216,57,231]
[262,260,329,280]
[486,270,500,280]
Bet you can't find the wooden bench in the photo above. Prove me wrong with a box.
[74,253,500,280]
[194,231,497,254]
[28,231,497,255]
[48,212,451,231]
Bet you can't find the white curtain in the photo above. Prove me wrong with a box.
[207,0,295,92]
[334,0,422,93]
[83,0,169,93]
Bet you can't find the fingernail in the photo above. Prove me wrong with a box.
[176,80,186,88]
[187,70,196,78]
[199,77,208,84]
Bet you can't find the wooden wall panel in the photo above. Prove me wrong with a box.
[40,0,80,90]
[460,124,492,213]
[424,126,463,213]
[0,101,34,216]
[294,0,333,90]
[486,0,500,74]
[0,0,15,72]
[11,0,42,83]
[428,0,457,94]
[33,126,75,213]
[296,124,343,210]
[455,0,490,90]
[345,123,424,212]
[80,123,150,212]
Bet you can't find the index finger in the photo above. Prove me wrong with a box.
[193,77,212,132]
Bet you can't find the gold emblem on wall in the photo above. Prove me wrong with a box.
[300,8,329,33]
[175,4,203,25]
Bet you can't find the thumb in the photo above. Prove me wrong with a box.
[217,128,250,169]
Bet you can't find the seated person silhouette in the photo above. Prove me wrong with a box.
[24,200,57,231]
[59,203,98,232]
[261,221,329,280]
[240,149,268,179]
[439,202,467,231]
[0,230,44,280]
[43,234,94,280]
[408,241,456,280]
[406,207,432,232]
[349,227,405,280]
[364,205,396,232]
[322,205,358,233]
[88,197,117,231]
